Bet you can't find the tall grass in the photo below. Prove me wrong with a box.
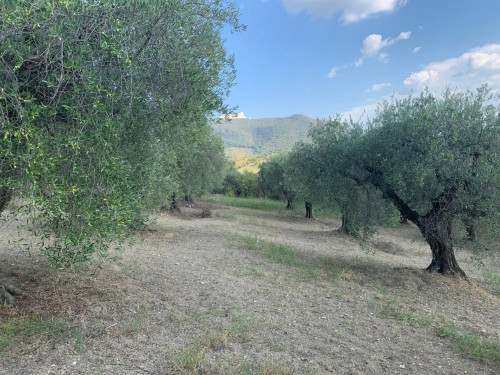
[202,195,285,211]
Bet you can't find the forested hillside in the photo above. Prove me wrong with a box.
[212,114,315,156]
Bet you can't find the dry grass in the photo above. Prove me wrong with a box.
[1,201,499,374]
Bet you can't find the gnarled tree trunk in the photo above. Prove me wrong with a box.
[418,214,467,278]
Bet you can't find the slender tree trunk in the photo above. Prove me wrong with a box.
[286,197,293,209]
[305,201,312,219]
[170,193,178,211]
[418,215,467,278]
[463,217,476,241]
[340,214,349,232]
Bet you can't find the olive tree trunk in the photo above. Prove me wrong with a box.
[417,214,467,278]
[305,201,312,219]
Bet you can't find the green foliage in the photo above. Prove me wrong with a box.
[358,87,500,272]
[259,154,295,205]
[283,88,500,274]
[220,170,259,198]
[0,0,242,267]
[284,118,397,238]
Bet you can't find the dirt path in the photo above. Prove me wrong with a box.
[1,201,499,374]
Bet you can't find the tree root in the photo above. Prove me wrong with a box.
[0,281,25,307]
[425,261,468,280]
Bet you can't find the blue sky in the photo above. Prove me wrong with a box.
[223,0,500,119]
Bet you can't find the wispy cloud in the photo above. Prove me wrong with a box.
[355,31,410,67]
[365,82,392,93]
[326,67,340,78]
[403,44,500,91]
[282,0,407,23]
[361,32,411,57]
[328,31,410,77]
[326,64,347,78]
[413,46,422,53]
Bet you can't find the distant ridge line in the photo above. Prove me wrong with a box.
[212,114,316,157]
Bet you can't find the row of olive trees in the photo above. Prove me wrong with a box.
[0,0,242,303]
[261,87,500,278]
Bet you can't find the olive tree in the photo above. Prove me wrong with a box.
[259,154,295,208]
[0,0,243,304]
[341,87,500,277]
[285,118,395,234]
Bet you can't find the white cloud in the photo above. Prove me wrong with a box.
[282,0,407,23]
[341,103,378,122]
[365,82,392,93]
[403,70,438,86]
[354,58,364,67]
[403,44,500,91]
[361,31,411,57]
[326,64,347,78]
[326,67,340,78]
[328,31,410,77]
[413,46,422,53]
[378,52,389,63]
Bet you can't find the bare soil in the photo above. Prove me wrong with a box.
[1,201,499,374]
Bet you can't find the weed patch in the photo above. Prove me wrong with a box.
[456,333,500,365]
[0,308,83,352]
[203,195,284,211]
[195,330,230,351]
[233,357,294,375]
[376,295,424,325]
[165,343,210,374]
[435,323,500,365]
[225,310,259,343]
[375,293,500,366]
[483,269,500,296]
[229,235,366,283]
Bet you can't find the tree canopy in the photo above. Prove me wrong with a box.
[1,0,242,268]
[284,87,500,277]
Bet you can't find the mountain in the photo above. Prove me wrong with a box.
[212,114,316,157]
